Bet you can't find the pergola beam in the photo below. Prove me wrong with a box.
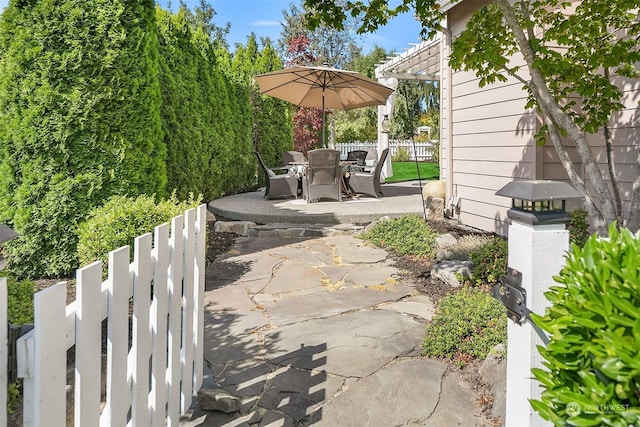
[374,35,443,179]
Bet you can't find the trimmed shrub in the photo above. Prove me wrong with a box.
[530,225,640,425]
[391,147,411,162]
[77,193,201,270]
[5,275,34,325]
[422,286,507,365]
[568,208,590,249]
[360,215,438,257]
[3,171,104,279]
[469,237,508,284]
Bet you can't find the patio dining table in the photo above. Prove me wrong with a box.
[288,161,358,196]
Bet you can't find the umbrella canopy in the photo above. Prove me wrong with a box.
[254,65,395,144]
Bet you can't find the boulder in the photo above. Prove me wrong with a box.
[422,180,446,199]
[435,233,458,261]
[214,220,256,236]
[430,260,473,287]
[424,196,444,221]
[479,343,506,420]
[197,388,241,414]
[364,216,391,233]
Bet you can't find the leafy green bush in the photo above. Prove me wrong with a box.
[2,171,104,279]
[530,225,640,425]
[391,147,410,162]
[469,237,508,284]
[568,208,590,249]
[360,215,437,257]
[5,275,34,325]
[77,193,201,269]
[422,286,507,364]
[7,381,20,415]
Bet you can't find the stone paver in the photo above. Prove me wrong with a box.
[183,234,486,427]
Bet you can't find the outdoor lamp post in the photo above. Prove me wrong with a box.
[495,180,582,427]
[495,180,583,225]
[381,114,391,133]
[0,223,18,271]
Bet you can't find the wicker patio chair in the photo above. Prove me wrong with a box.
[346,150,368,167]
[254,151,299,200]
[281,150,306,167]
[349,148,389,198]
[303,149,342,203]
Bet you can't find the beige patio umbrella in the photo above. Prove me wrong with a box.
[254,64,395,144]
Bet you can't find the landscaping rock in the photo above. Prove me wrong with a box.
[430,260,473,287]
[214,220,256,236]
[436,233,459,261]
[479,343,506,420]
[424,196,445,221]
[363,215,391,233]
[197,388,241,413]
[422,180,446,199]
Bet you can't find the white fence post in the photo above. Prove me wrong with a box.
[131,233,152,426]
[194,205,206,392]
[103,246,132,426]
[150,223,170,425]
[494,182,578,427]
[75,261,103,426]
[167,214,184,426]
[181,209,196,412]
[0,277,6,427]
[33,282,68,426]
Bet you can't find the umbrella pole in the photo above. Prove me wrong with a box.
[321,88,326,148]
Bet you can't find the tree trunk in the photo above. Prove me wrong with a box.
[545,116,606,232]
[627,151,640,232]
[603,68,624,224]
[496,0,619,231]
[603,123,624,224]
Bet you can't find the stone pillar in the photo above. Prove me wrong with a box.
[505,220,569,427]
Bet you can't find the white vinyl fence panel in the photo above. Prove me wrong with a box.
[335,140,436,162]
[16,204,207,427]
[1,277,6,427]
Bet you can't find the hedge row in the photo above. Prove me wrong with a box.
[0,2,292,279]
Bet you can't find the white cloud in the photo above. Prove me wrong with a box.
[0,0,8,11]
[251,20,280,27]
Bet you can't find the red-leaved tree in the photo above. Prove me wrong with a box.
[286,35,326,154]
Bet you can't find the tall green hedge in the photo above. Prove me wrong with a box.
[157,8,258,201]
[227,35,293,181]
[0,3,294,280]
[0,0,165,279]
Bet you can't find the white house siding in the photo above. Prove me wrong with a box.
[540,79,640,218]
[441,0,640,234]
[440,29,452,201]
[444,1,537,235]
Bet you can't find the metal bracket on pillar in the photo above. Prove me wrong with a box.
[492,268,531,325]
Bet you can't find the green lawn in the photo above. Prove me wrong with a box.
[387,162,440,183]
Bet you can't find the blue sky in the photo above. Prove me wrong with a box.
[168,0,425,53]
[0,0,424,54]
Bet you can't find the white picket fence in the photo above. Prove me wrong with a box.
[335,140,436,161]
[1,276,7,427]
[6,204,207,426]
